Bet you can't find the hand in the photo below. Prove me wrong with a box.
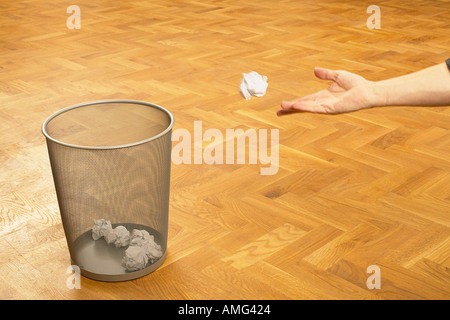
[277,67,376,115]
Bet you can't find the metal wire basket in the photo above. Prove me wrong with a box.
[42,100,174,281]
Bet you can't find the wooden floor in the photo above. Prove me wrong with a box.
[1,0,449,300]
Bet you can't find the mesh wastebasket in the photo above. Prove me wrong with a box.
[42,100,174,281]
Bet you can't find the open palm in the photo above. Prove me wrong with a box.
[278,67,375,115]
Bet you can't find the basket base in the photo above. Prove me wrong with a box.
[71,223,166,282]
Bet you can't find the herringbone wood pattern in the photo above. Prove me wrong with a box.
[1,0,449,299]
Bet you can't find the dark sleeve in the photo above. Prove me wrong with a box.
[446,58,450,70]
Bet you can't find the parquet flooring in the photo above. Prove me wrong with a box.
[1,0,449,299]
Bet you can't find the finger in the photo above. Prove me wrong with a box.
[280,100,295,110]
[278,101,311,116]
[279,99,335,114]
[280,90,327,111]
[290,100,335,114]
[314,67,339,82]
[283,91,323,107]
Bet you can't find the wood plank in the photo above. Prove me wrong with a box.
[1,0,449,299]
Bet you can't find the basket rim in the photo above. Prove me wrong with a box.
[41,99,174,150]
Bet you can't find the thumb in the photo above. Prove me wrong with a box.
[314,67,339,82]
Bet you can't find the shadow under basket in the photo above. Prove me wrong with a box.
[42,100,174,281]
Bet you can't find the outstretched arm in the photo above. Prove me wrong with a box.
[372,62,450,107]
[278,61,450,115]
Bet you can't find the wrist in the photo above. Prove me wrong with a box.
[369,80,390,107]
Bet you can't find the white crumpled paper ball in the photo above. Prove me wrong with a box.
[91,219,113,240]
[105,225,130,248]
[122,246,149,271]
[240,71,268,99]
